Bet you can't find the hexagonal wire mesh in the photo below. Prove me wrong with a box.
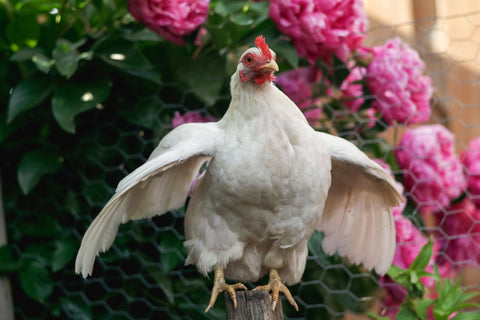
[4,9,480,320]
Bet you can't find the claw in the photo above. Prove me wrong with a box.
[253,269,299,311]
[205,265,247,312]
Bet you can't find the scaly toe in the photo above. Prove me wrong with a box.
[253,270,299,311]
[205,281,247,312]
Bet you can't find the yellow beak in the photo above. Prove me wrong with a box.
[259,60,279,72]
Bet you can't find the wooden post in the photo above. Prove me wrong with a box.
[225,291,283,320]
[0,174,14,320]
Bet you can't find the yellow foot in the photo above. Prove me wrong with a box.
[205,265,247,313]
[253,269,299,311]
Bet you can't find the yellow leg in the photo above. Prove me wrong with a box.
[205,265,248,312]
[253,269,299,311]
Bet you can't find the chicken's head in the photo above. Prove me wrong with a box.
[238,35,278,85]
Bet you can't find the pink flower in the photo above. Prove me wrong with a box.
[380,276,407,319]
[366,38,433,125]
[435,199,480,269]
[275,67,322,125]
[275,67,313,108]
[340,66,366,112]
[128,0,210,45]
[171,111,216,128]
[269,0,367,63]
[461,137,480,206]
[393,209,438,279]
[394,125,466,214]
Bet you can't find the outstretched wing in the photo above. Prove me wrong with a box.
[316,132,403,275]
[75,122,220,277]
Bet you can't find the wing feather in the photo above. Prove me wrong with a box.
[317,132,402,275]
[75,122,219,277]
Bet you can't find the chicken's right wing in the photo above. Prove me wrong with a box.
[75,122,220,277]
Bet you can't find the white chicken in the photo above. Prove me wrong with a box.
[75,35,402,312]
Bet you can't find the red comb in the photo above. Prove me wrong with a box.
[255,35,272,60]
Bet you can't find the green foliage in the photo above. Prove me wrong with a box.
[17,149,63,194]
[387,237,434,299]
[51,75,111,133]
[368,239,480,320]
[7,76,55,122]
[0,1,295,318]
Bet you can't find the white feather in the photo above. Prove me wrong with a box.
[316,132,402,275]
[75,122,219,277]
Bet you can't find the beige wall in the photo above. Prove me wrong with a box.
[364,0,480,151]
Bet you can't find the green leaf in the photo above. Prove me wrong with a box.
[122,28,163,42]
[330,54,350,87]
[0,245,22,273]
[52,76,111,133]
[308,230,326,256]
[19,258,53,303]
[18,215,63,237]
[408,271,428,299]
[396,303,419,320]
[6,13,40,49]
[409,237,434,272]
[96,37,162,84]
[17,149,63,194]
[159,231,184,272]
[24,243,55,265]
[271,40,299,69]
[10,48,45,61]
[64,190,80,216]
[452,312,480,320]
[7,77,55,123]
[59,297,93,320]
[412,298,434,320]
[366,311,390,320]
[430,265,480,319]
[177,52,226,106]
[387,265,410,288]
[53,39,92,78]
[51,235,79,272]
[10,48,54,74]
[119,95,163,130]
[0,112,17,143]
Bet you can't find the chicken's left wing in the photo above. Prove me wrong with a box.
[75,122,220,277]
[316,132,403,275]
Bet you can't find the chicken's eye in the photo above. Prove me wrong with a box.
[244,54,254,65]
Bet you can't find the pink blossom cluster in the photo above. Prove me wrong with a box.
[435,199,480,270]
[275,67,322,125]
[269,0,367,63]
[128,0,210,45]
[171,111,216,128]
[340,66,365,112]
[366,38,433,125]
[461,137,480,206]
[394,125,466,214]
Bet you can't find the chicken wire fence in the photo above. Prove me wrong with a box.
[3,10,480,320]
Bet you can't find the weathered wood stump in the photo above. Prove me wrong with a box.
[225,290,283,320]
